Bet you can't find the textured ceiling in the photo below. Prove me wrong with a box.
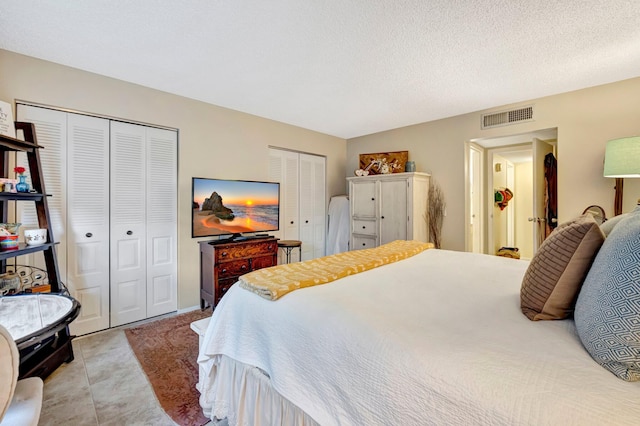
[1,1,639,139]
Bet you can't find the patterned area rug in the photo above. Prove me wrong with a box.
[125,310,211,426]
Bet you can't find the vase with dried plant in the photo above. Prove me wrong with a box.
[426,179,445,249]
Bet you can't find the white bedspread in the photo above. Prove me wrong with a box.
[198,249,640,425]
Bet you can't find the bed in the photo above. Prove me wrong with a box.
[197,218,640,425]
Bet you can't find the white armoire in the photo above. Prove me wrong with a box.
[16,103,178,335]
[268,148,326,261]
[347,172,430,250]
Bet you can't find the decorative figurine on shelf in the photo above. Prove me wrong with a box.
[14,166,29,193]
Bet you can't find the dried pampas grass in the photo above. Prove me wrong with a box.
[427,179,445,249]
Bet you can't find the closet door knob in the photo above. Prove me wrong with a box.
[305,220,309,223]
[371,197,375,201]
[85,233,92,238]
[290,221,294,224]
[126,230,133,235]
[381,216,385,219]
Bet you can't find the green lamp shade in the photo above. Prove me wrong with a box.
[603,136,640,178]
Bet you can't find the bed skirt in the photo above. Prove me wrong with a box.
[198,354,319,426]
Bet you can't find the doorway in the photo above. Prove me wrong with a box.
[465,128,557,260]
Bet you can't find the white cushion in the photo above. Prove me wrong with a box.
[2,378,43,426]
[0,325,19,421]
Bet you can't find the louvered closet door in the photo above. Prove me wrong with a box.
[66,114,110,335]
[15,105,67,279]
[298,153,326,261]
[145,127,177,317]
[110,121,147,326]
[269,149,300,260]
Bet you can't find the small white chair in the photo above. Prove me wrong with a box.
[0,324,43,426]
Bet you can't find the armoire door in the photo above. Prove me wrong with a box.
[379,178,408,245]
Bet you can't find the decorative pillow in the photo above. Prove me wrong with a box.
[520,214,605,321]
[574,209,640,381]
[600,205,640,236]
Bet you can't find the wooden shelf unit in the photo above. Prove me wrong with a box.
[0,121,77,379]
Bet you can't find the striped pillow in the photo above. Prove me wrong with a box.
[520,214,604,321]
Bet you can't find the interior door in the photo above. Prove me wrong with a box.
[110,121,146,326]
[145,127,178,317]
[379,178,408,244]
[468,144,483,253]
[532,138,555,252]
[269,148,300,261]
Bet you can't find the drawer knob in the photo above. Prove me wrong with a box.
[126,230,133,235]
[241,265,247,270]
[221,252,228,257]
[222,268,227,273]
[362,225,366,229]
[362,243,366,246]
[85,232,93,238]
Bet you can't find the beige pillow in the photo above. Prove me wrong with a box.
[520,214,604,321]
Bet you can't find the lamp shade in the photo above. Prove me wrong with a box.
[603,136,640,178]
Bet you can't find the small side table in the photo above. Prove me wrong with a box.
[277,240,302,264]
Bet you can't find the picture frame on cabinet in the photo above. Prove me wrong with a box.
[0,100,16,138]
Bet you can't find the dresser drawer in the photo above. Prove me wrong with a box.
[353,219,376,236]
[352,235,377,250]
[215,240,278,261]
[252,254,277,270]
[216,260,250,278]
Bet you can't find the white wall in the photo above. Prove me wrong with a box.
[347,77,640,250]
[0,49,347,309]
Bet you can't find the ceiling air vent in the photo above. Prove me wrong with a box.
[481,106,534,129]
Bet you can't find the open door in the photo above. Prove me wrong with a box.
[531,138,555,251]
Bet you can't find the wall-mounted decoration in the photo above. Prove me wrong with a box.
[494,187,513,210]
[359,151,408,175]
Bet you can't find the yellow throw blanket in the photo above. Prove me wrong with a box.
[239,240,434,301]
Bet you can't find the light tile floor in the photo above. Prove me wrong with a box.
[38,315,213,426]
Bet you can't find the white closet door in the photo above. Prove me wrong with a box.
[145,127,177,317]
[269,149,300,261]
[110,121,147,326]
[311,155,326,258]
[15,105,67,277]
[299,153,326,261]
[66,114,110,335]
[298,154,314,261]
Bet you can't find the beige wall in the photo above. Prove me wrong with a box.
[0,49,347,310]
[347,77,640,250]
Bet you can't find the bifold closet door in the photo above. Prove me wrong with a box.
[66,114,110,335]
[110,122,147,326]
[110,122,178,326]
[145,127,178,318]
[16,105,111,336]
[298,153,326,260]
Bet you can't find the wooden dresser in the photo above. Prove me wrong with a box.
[199,237,278,308]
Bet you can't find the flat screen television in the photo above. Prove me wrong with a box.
[192,177,280,238]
